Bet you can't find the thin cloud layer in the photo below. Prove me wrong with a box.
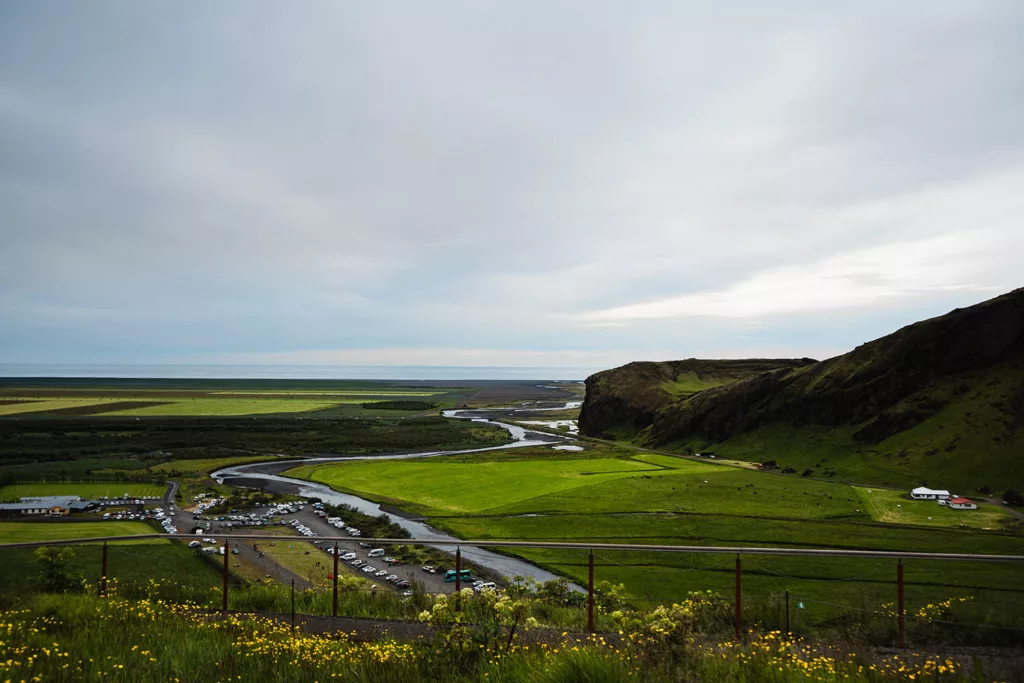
[0,2,1022,371]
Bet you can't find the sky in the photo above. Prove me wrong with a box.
[1,1,1022,376]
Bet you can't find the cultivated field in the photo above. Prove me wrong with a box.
[0,482,166,502]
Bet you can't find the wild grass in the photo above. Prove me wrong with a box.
[0,590,1013,682]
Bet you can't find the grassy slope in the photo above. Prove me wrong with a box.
[0,482,166,501]
[673,365,1024,491]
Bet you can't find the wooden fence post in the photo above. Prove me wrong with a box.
[99,542,108,597]
[222,543,229,612]
[588,550,595,633]
[332,542,339,618]
[897,559,905,649]
[735,554,742,641]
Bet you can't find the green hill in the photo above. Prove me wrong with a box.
[577,358,816,438]
[579,288,1024,491]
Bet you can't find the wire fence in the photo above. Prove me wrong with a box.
[2,534,1023,649]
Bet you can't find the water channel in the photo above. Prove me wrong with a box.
[213,407,584,590]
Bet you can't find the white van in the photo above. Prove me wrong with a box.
[368,548,385,557]
[474,582,497,593]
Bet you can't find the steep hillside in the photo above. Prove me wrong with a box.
[580,288,1024,490]
[577,358,816,438]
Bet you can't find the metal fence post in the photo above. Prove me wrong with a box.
[588,550,595,633]
[897,559,905,649]
[735,554,742,641]
[332,542,339,618]
[99,541,108,597]
[222,543,229,612]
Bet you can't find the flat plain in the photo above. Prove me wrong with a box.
[288,445,1024,614]
[0,482,167,501]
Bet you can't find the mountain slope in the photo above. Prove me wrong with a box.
[580,288,1024,490]
[578,358,816,438]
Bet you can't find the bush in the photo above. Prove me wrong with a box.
[34,547,84,594]
[1003,489,1022,506]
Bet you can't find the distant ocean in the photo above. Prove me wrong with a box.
[0,364,591,381]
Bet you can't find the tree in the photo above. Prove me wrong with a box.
[34,546,83,593]
[1003,489,1023,507]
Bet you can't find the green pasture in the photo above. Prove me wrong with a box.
[101,398,341,416]
[0,482,166,502]
[288,456,679,515]
[0,521,158,544]
[0,398,123,415]
[439,513,1024,610]
[854,487,1012,530]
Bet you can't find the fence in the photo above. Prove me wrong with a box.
[2,533,1023,649]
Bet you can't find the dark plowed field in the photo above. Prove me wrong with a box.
[0,400,37,406]
[36,401,172,416]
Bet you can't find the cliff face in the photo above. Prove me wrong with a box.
[578,288,1024,489]
[577,358,816,438]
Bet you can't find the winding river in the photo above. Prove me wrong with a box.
[213,408,584,589]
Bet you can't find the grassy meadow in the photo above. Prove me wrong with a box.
[288,445,1024,624]
[0,482,166,501]
[0,521,157,544]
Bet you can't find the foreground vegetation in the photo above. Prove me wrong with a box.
[1,586,1015,683]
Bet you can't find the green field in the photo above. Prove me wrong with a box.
[288,454,701,515]
[288,447,1024,615]
[854,487,1013,530]
[0,482,166,502]
[0,398,121,415]
[0,521,157,544]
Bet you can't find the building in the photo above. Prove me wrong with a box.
[20,495,82,505]
[47,505,70,517]
[948,497,977,510]
[0,502,48,517]
[910,487,950,500]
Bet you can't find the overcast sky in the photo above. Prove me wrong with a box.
[1,1,1022,375]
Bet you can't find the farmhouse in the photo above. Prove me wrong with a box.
[910,487,950,500]
[47,505,70,517]
[947,497,978,510]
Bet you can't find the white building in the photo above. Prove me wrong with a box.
[910,487,950,500]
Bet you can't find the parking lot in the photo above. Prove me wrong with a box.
[171,501,468,594]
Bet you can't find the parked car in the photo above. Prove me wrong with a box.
[421,565,435,573]
[385,574,398,583]
[474,582,497,593]
[361,566,376,574]
[395,580,410,589]
[374,570,388,577]
[341,552,357,561]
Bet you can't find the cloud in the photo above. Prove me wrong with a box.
[1,2,1022,369]
[577,229,1010,322]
